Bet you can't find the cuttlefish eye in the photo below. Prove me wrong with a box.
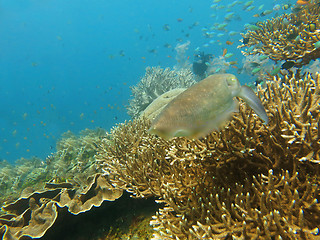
[226,76,237,86]
[225,75,240,95]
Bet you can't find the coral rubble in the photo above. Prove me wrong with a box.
[97,72,320,239]
[239,2,320,67]
[127,66,196,119]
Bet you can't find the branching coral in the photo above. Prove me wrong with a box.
[174,41,191,70]
[97,72,320,239]
[151,170,319,239]
[206,56,231,75]
[2,71,320,239]
[0,157,47,207]
[48,127,106,183]
[238,2,320,67]
[127,67,196,119]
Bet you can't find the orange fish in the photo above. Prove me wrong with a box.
[226,41,234,45]
[296,0,309,4]
[222,48,228,57]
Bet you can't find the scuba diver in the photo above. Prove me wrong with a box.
[192,52,213,79]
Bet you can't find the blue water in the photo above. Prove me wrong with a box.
[0,0,294,162]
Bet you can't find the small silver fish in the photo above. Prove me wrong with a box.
[149,74,268,140]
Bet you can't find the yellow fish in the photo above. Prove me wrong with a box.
[149,74,268,140]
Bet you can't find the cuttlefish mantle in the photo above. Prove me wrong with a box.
[148,73,268,140]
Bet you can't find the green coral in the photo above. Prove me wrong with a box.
[0,128,107,208]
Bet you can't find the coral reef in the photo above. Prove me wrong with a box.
[1,71,320,239]
[239,55,273,84]
[206,56,231,75]
[238,2,320,67]
[303,59,320,76]
[97,72,320,239]
[0,157,48,208]
[47,127,107,184]
[0,128,106,208]
[0,128,123,240]
[174,41,191,70]
[127,66,196,119]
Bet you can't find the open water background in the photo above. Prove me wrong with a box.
[0,0,292,162]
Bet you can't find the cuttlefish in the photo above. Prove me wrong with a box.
[148,74,268,140]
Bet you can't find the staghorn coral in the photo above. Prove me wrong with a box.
[127,66,196,119]
[238,2,320,67]
[97,72,320,239]
[151,170,319,239]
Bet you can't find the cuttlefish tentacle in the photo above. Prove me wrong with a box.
[238,85,269,124]
[148,74,268,140]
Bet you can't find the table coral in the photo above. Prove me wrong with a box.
[97,72,320,239]
[238,2,320,67]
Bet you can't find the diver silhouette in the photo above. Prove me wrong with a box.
[192,52,213,78]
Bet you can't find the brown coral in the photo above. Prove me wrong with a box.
[96,72,320,239]
[151,170,319,239]
[238,2,320,67]
[0,174,122,240]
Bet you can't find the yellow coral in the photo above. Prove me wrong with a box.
[238,2,320,67]
[96,72,320,239]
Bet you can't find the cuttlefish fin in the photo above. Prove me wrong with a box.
[238,85,269,124]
